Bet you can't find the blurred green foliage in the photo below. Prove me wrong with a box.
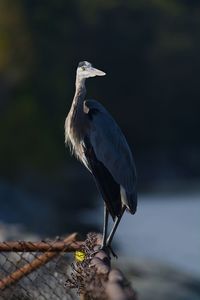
[0,0,200,178]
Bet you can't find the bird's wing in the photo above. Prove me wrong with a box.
[84,100,137,196]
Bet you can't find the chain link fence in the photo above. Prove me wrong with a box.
[0,234,80,300]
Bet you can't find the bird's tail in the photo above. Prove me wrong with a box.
[121,187,137,215]
[128,190,137,214]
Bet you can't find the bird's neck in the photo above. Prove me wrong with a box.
[68,77,86,129]
[73,77,86,107]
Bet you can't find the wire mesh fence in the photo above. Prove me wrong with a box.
[0,234,81,300]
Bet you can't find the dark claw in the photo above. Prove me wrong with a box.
[100,244,118,259]
[107,245,118,258]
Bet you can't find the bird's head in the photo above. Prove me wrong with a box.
[76,61,106,80]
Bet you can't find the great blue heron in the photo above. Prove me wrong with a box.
[65,61,137,250]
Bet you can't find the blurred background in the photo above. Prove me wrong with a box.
[0,0,200,297]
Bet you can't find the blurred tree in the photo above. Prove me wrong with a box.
[0,0,32,82]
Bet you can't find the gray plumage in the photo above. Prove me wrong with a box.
[65,61,137,249]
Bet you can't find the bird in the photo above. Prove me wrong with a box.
[65,61,137,251]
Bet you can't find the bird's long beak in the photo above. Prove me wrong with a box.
[90,67,106,76]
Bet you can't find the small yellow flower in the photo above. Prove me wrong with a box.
[75,250,85,262]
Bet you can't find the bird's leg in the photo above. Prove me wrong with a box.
[101,203,109,248]
[106,206,126,247]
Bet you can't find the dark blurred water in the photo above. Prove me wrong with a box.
[0,173,98,237]
[120,194,200,275]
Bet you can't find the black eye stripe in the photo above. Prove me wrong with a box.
[78,61,92,68]
[78,61,85,67]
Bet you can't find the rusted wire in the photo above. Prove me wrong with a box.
[0,233,80,291]
[0,237,83,252]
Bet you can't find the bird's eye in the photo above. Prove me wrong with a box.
[81,66,85,71]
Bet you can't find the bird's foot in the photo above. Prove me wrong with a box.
[99,244,118,259]
[88,245,117,260]
[99,244,110,255]
[108,245,118,259]
[87,245,105,259]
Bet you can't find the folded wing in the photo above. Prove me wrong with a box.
[83,100,137,214]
